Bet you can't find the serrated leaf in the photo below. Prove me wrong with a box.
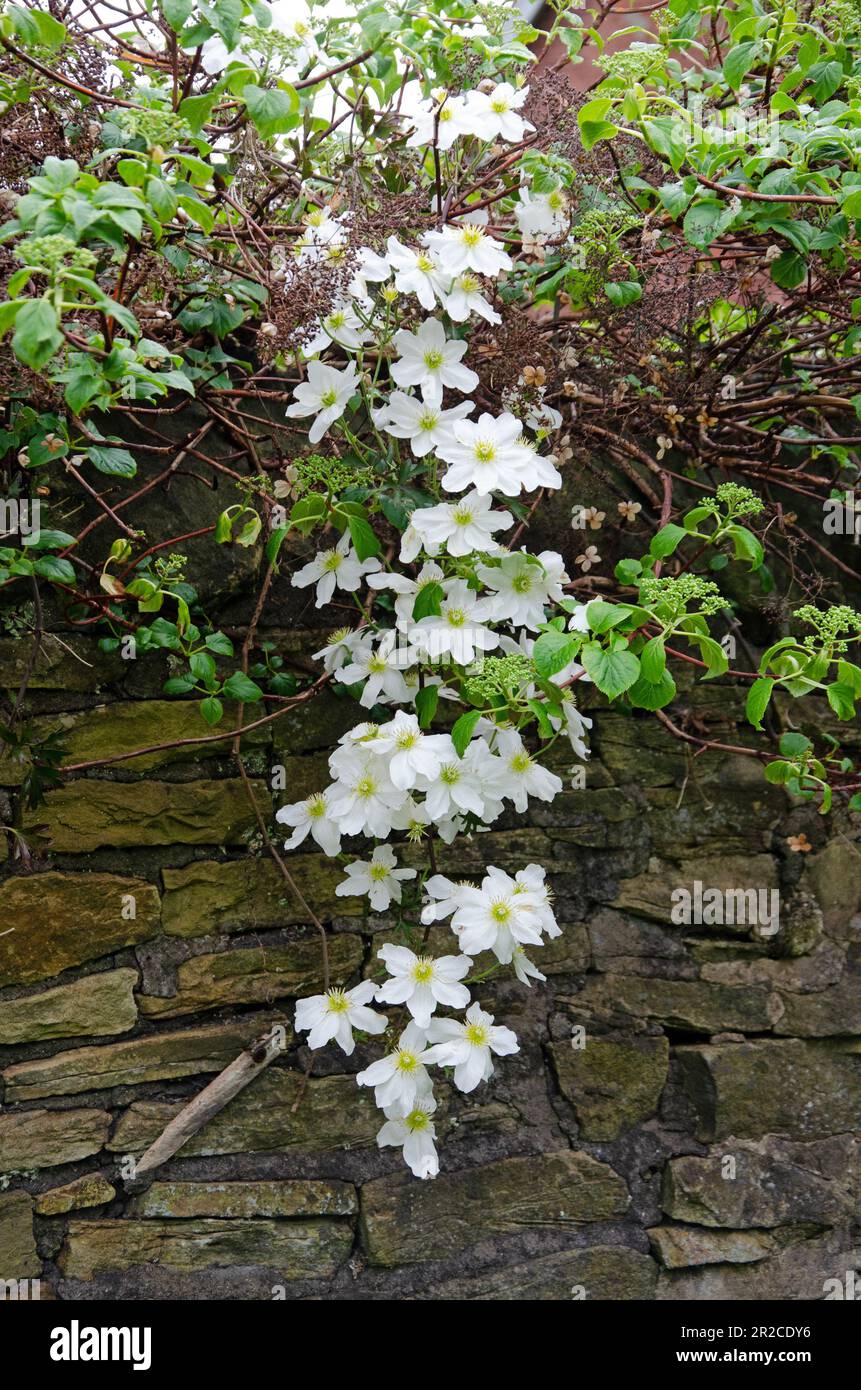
[580,643,640,698]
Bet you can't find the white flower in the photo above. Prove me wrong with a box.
[312,626,370,673]
[424,224,512,278]
[338,630,412,709]
[357,1021,435,1110]
[367,561,446,627]
[437,411,562,496]
[424,1002,519,1092]
[418,735,503,823]
[515,186,568,239]
[295,979,386,1055]
[375,943,472,1028]
[199,35,237,73]
[512,945,546,986]
[554,697,593,761]
[407,577,499,666]
[336,843,417,911]
[373,711,447,790]
[407,491,514,560]
[276,789,341,857]
[464,82,533,143]
[449,865,545,961]
[407,90,472,150]
[420,872,470,924]
[376,1096,440,1179]
[444,271,501,324]
[303,301,371,357]
[514,863,561,938]
[327,756,406,837]
[476,548,568,630]
[348,244,391,299]
[386,237,452,311]
[374,391,473,459]
[291,532,380,608]
[489,727,563,813]
[390,318,478,407]
[286,360,359,443]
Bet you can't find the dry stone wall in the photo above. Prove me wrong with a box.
[1,606,860,1301]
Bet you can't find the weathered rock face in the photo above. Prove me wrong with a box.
[359,1151,630,1266]
[0,873,160,986]
[0,968,138,1044]
[2,632,860,1300]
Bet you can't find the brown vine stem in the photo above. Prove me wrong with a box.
[61,675,331,772]
[654,707,768,761]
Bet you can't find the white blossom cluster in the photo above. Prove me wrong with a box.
[276,61,589,1180]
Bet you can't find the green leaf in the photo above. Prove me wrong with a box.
[779,731,811,758]
[223,671,264,702]
[764,759,793,785]
[11,299,62,370]
[827,681,856,721]
[451,708,482,757]
[683,198,737,250]
[21,529,76,549]
[163,676,195,695]
[587,600,633,635]
[412,581,443,621]
[581,643,641,698]
[88,446,137,478]
[649,523,687,559]
[640,635,666,682]
[205,631,234,657]
[837,660,861,697]
[687,633,729,679]
[533,629,579,678]
[414,683,438,730]
[644,116,688,172]
[722,41,756,90]
[200,695,224,726]
[189,650,216,686]
[179,91,216,133]
[746,676,774,729]
[161,0,194,29]
[604,280,642,307]
[770,249,806,289]
[615,557,644,584]
[627,668,677,710]
[242,83,301,139]
[727,524,764,570]
[347,513,380,561]
[33,555,75,584]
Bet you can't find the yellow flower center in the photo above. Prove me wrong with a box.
[327,989,349,1013]
[307,793,326,819]
[452,505,473,526]
[369,861,389,881]
[474,440,496,463]
[322,551,342,572]
[460,225,483,246]
[465,1023,488,1045]
[510,752,532,774]
[490,899,512,923]
[396,1050,418,1071]
[412,958,434,982]
[406,1108,430,1131]
[320,388,338,408]
[446,607,466,627]
[512,572,533,593]
[423,349,444,370]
